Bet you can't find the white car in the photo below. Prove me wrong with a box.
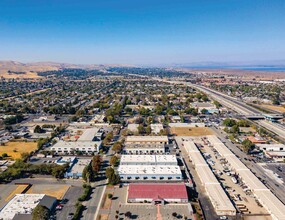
[220,216,227,220]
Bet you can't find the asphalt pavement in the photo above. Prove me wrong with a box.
[211,127,285,204]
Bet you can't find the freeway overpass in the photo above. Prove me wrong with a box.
[158,78,285,139]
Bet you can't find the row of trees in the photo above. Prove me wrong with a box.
[0,159,69,183]
[82,155,102,183]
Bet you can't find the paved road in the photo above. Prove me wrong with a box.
[211,127,285,204]
[175,137,218,220]
[81,154,112,220]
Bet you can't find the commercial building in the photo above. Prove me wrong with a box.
[256,144,285,152]
[123,136,168,154]
[123,143,165,154]
[191,102,219,114]
[0,194,56,220]
[65,158,91,179]
[127,124,139,133]
[120,155,177,166]
[125,136,168,145]
[118,165,182,181]
[177,138,236,216]
[246,136,267,144]
[77,128,103,141]
[50,140,102,154]
[207,135,285,220]
[264,151,285,162]
[127,183,188,204]
[55,156,76,165]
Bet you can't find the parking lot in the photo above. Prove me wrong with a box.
[260,163,285,186]
[55,186,84,220]
[105,184,194,220]
[200,137,269,216]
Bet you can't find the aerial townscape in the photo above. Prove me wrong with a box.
[1,1,285,220]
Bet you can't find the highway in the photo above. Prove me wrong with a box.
[160,78,285,140]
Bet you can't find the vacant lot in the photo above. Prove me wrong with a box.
[101,193,112,209]
[26,184,70,199]
[0,141,37,159]
[97,214,109,220]
[5,184,29,201]
[170,127,213,136]
[260,104,285,113]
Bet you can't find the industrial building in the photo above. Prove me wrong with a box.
[123,136,168,154]
[77,127,103,141]
[127,183,188,204]
[0,194,56,220]
[256,144,285,152]
[120,155,177,165]
[256,143,285,161]
[118,165,182,181]
[50,140,102,154]
[178,138,236,216]
[207,135,285,220]
[191,102,219,114]
[264,151,285,161]
[125,136,168,145]
[127,124,139,133]
[123,143,165,154]
[65,158,91,179]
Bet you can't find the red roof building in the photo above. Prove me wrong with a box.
[127,183,188,204]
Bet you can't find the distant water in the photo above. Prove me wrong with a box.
[184,66,285,72]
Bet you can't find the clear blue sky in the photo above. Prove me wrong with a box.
[0,0,285,65]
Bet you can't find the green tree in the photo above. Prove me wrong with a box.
[223,118,236,127]
[32,205,49,220]
[230,125,240,134]
[105,167,120,185]
[112,142,123,153]
[110,155,118,167]
[200,109,208,114]
[145,125,151,135]
[34,125,44,133]
[137,124,145,135]
[242,139,255,154]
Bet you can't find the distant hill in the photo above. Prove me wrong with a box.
[0,61,135,79]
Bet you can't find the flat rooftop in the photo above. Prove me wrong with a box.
[69,158,91,174]
[51,140,102,149]
[128,183,188,200]
[125,136,168,143]
[124,143,165,149]
[77,128,101,141]
[118,165,181,175]
[0,194,45,220]
[120,155,177,164]
[205,184,236,213]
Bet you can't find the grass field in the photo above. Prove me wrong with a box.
[170,127,214,136]
[0,141,37,159]
[260,105,285,113]
[5,184,29,201]
[26,185,70,200]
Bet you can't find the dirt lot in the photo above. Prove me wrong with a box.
[0,141,37,159]
[101,193,112,209]
[170,127,214,136]
[97,214,109,220]
[26,184,70,199]
[5,184,29,201]
[260,104,285,113]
